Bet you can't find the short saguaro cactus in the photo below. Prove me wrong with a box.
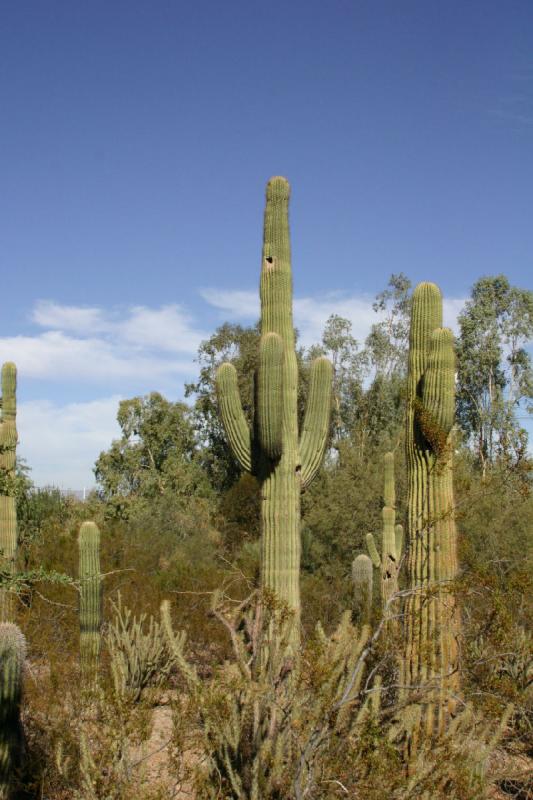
[366,451,403,622]
[0,363,18,622]
[0,622,26,798]
[352,553,373,622]
[78,521,102,685]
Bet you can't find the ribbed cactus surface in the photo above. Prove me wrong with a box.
[78,521,102,684]
[365,452,403,619]
[0,363,17,623]
[0,623,26,798]
[352,553,373,622]
[402,282,460,754]
[216,178,332,643]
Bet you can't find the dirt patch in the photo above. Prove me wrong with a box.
[130,698,200,799]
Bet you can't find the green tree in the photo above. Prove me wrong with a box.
[185,323,260,491]
[94,393,212,519]
[302,437,406,576]
[366,272,412,379]
[218,473,260,555]
[349,274,412,453]
[456,275,533,471]
[307,314,364,441]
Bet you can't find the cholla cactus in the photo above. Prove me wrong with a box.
[161,595,371,799]
[78,521,102,685]
[401,283,460,755]
[106,593,176,702]
[0,363,17,622]
[366,452,403,621]
[216,178,332,646]
[0,623,26,799]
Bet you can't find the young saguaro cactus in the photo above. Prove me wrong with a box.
[0,623,26,799]
[352,553,373,623]
[402,283,460,755]
[78,521,102,685]
[0,363,17,623]
[366,452,403,617]
[216,178,333,643]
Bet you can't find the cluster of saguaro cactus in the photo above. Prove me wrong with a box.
[216,177,332,646]
[0,363,17,623]
[0,623,26,799]
[78,521,102,684]
[401,282,460,754]
[365,452,403,621]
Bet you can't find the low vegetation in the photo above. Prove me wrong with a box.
[1,178,532,799]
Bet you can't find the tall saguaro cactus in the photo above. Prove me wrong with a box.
[0,623,26,799]
[402,282,460,755]
[0,364,17,622]
[78,521,102,685]
[216,178,332,643]
[366,451,403,617]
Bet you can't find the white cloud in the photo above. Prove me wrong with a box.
[442,298,466,334]
[293,294,377,347]
[7,294,466,388]
[5,292,467,487]
[32,300,107,334]
[18,396,122,488]
[1,300,210,486]
[0,302,207,383]
[200,289,259,319]
[202,287,466,347]
[118,305,203,353]
[0,331,196,382]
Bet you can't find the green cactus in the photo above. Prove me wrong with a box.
[0,364,17,623]
[383,449,395,508]
[0,623,26,798]
[402,282,460,754]
[216,178,332,645]
[352,553,373,622]
[78,521,102,685]
[365,452,403,620]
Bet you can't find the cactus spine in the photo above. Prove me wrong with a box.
[78,522,102,684]
[366,452,403,620]
[402,283,460,755]
[352,553,373,622]
[0,364,17,623]
[0,623,26,798]
[216,178,332,644]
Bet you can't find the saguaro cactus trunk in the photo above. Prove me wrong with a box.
[366,451,403,621]
[78,521,102,685]
[0,364,17,623]
[216,178,332,646]
[0,623,26,799]
[402,282,460,756]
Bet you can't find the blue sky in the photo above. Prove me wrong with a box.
[1,2,532,486]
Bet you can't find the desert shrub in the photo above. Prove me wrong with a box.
[456,455,533,750]
[159,590,518,800]
[22,663,156,799]
[161,590,380,799]
[218,473,261,554]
